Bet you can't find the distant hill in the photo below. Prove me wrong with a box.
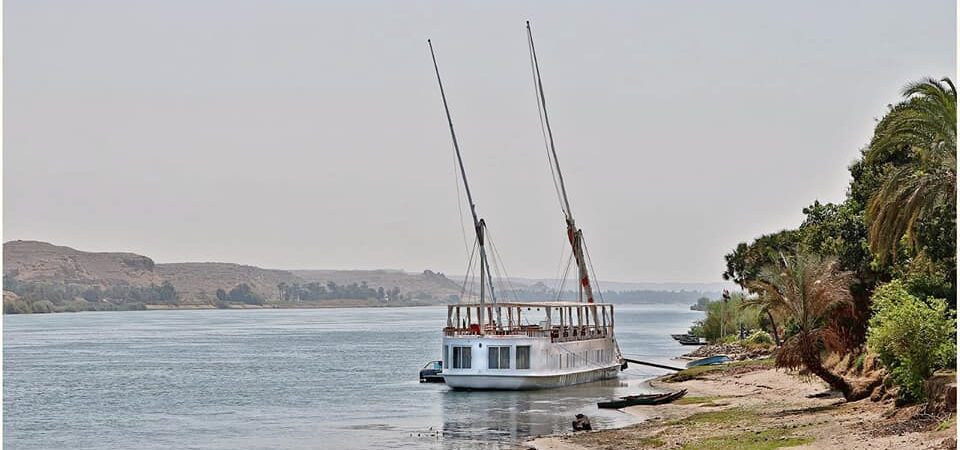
[499,276,736,294]
[293,269,461,300]
[2,240,462,312]
[4,240,162,287]
[3,240,723,314]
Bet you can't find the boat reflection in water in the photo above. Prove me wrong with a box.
[437,378,632,448]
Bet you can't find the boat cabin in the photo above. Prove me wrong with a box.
[444,301,614,343]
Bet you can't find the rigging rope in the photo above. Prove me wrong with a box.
[581,235,605,303]
[459,237,479,300]
[451,143,471,256]
[556,251,574,302]
[551,242,570,298]
[485,229,520,303]
[527,29,567,220]
[485,235,508,302]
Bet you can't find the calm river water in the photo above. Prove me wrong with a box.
[4,304,703,449]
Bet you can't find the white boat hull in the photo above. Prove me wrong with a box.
[440,332,622,390]
[443,364,620,390]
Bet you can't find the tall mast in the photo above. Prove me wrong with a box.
[526,21,595,304]
[428,40,497,320]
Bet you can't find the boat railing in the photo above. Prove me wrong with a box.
[443,325,610,342]
[445,302,615,342]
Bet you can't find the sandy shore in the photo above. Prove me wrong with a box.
[528,364,956,450]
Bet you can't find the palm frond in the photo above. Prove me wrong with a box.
[866,77,957,263]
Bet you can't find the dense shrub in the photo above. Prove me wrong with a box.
[745,329,774,346]
[688,294,762,342]
[867,280,957,401]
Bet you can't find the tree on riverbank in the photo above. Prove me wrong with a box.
[723,76,956,403]
[748,253,879,401]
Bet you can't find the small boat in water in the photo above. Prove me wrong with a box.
[419,360,444,383]
[597,389,688,409]
[685,355,732,368]
[676,335,706,345]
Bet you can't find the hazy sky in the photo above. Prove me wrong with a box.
[5,1,956,283]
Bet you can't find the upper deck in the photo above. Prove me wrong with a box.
[444,301,615,343]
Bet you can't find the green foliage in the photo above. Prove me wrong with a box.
[4,298,33,314]
[865,78,956,270]
[723,77,957,359]
[900,253,954,302]
[867,280,957,401]
[673,395,727,405]
[854,353,866,372]
[799,200,876,281]
[745,330,774,346]
[278,281,401,302]
[688,294,762,342]
[678,427,812,450]
[723,230,801,287]
[936,414,955,431]
[3,278,180,313]
[227,283,263,305]
[671,407,758,425]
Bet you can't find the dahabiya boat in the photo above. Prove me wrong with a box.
[426,22,625,390]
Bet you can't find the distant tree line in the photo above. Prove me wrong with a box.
[215,283,264,307]
[3,277,176,314]
[276,281,404,302]
[504,288,720,304]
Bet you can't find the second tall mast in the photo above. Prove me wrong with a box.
[428,39,497,314]
[526,21,596,304]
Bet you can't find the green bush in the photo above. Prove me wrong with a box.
[867,280,957,401]
[745,329,774,346]
[854,353,866,372]
[688,293,762,342]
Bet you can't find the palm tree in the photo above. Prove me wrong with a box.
[748,252,878,401]
[866,77,957,263]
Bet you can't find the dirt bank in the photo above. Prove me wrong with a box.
[528,364,956,450]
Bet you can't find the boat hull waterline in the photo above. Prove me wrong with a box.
[444,365,620,390]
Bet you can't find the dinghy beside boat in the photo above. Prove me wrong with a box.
[419,360,444,383]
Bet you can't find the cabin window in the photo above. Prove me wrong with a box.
[516,346,531,370]
[452,346,471,369]
[488,346,511,369]
[443,345,449,369]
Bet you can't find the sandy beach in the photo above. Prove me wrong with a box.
[528,363,957,450]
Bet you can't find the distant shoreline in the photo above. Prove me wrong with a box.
[146,300,443,310]
[5,299,708,315]
[3,300,448,315]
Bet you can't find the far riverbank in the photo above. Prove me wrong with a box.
[3,298,448,314]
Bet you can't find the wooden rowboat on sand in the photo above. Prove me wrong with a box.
[597,389,688,409]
